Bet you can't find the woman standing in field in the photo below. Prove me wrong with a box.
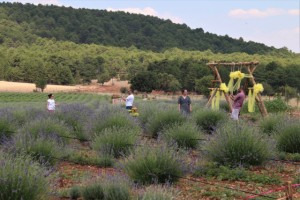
[178,89,192,115]
[47,94,57,112]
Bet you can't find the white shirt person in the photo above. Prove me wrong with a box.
[47,94,57,112]
[122,90,134,110]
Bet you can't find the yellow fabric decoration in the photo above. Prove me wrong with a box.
[228,71,253,93]
[220,83,229,93]
[211,89,221,110]
[254,83,264,94]
[215,90,220,110]
[248,83,264,112]
[248,89,254,112]
[228,72,237,94]
[211,90,215,110]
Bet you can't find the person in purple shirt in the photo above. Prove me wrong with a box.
[230,88,245,120]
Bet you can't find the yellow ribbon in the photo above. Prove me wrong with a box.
[211,89,220,110]
[220,83,229,93]
[228,71,252,93]
[248,83,264,112]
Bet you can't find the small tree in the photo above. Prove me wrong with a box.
[130,71,158,93]
[35,78,47,92]
[195,75,214,98]
[97,70,111,85]
[280,85,298,103]
[262,82,274,100]
[156,73,181,93]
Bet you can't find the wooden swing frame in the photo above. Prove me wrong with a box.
[206,61,268,117]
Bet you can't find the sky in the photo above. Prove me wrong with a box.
[2,0,300,53]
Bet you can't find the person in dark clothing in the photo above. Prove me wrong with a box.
[178,89,192,114]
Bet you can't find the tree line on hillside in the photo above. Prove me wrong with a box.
[0,2,293,55]
[130,60,300,96]
[0,36,299,96]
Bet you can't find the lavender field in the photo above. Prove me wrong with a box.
[0,92,299,200]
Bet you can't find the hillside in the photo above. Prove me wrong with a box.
[0,2,291,55]
[0,2,299,94]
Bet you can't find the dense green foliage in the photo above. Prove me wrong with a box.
[0,2,289,54]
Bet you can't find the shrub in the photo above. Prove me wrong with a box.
[258,114,284,135]
[11,107,49,126]
[68,151,113,167]
[70,186,81,200]
[138,102,163,127]
[0,152,49,200]
[82,177,130,200]
[0,118,16,142]
[121,145,185,184]
[206,123,270,167]
[82,183,104,200]
[264,97,288,113]
[277,124,300,153]
[278,152,300,162]
[12,133,65,165]
[55,103,94,141]
[193,109,226,133]
[138,186,177,200]
[104,181,130,200]
[145,109,185,138]
[20,118,71,144]
[120,87,128,94]
[92,126,139,158]
[93,114,136,136]
[162,122,202,149]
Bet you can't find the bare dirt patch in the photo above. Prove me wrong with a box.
[0,79,130,94]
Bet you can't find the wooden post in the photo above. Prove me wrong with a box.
[286,181,293,200]
[208,64,232,112]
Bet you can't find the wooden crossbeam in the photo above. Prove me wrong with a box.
[207,61,259,67]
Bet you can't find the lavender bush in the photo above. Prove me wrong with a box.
[277,123,300,153]
[92,126,140,158]
[92,105,137,136]
[145,109,185,138]
[206,122,270,167]
[55,103,95,141]
[82,175,130,200]
[162,122,202,149]
[121,144,186,184]
[0,151,50,200]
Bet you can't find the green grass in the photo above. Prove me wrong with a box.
[194,163,281,185]
[0,92,108,104]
